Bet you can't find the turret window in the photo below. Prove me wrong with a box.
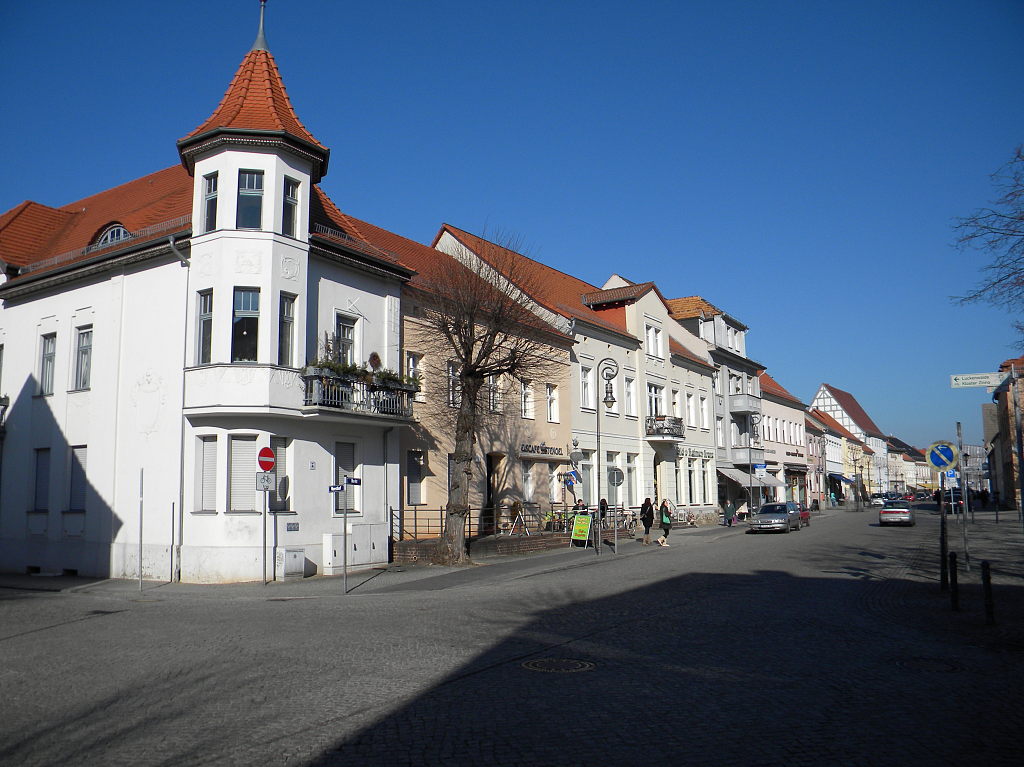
[203,173,218,232]
[232,288,260,362]
[282,178,299,237]
[236,170,264,229]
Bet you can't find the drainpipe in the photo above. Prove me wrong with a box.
[383,426,393,560]
[174,235,191,581]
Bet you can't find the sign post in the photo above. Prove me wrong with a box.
[950,372,1009,389]
[256,469,275,584]
[329,477,361,594]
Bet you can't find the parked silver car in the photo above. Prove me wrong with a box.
[879,500,915,526]
[748,502,801,533]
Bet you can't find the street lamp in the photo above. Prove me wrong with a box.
[747,411,763,517]
[594,358,618,555]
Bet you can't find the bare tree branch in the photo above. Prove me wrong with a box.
[954,146,1024,323]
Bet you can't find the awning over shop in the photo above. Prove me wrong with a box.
[829,472,855,484]
[718,467,786,488]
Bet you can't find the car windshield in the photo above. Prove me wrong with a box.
[883,501,909,509]
[757,505,786,515]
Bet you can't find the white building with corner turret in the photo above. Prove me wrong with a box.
[0,5,414,582]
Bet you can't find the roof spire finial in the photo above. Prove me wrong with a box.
[251,0,269,52]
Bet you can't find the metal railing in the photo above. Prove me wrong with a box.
[302,374,414,418]
[645,415,685,437]
[393,502,642,540]
[24,214,192,274]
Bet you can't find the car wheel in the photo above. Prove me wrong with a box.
[783,524,790,533]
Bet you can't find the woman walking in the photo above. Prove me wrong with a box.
[640,497,654,545]
[657,499,673,547]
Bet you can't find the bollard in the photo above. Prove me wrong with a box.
[982,560,995,626]
[948,551,959,611]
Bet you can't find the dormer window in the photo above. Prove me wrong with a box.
[96,224,130,247]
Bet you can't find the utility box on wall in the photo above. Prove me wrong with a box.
[275,547,305,579]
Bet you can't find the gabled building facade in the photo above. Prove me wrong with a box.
[757,372,809,504]
[811,383,889,493]
[669,297,773,515]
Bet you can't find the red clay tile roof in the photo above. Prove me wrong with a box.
[582,282,659,306]
[668,337,714,370]
[821,383,885,438]
[665,295,720,319]
[181,48,325,153]
[434,224,634,342]
[0,165,194,274]
[804,415,823,434]
[758,371,806,408]
[999,356,1024,372]
[808,408,863,444]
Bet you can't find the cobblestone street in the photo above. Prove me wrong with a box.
[1,506,1021,766]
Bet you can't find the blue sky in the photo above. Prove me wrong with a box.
[2,0,1022,447]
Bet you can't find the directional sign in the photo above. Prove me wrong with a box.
[926,441,959,471]
[950,372,1008,389]
[344,477,361,485]
[256,472,274,491]
[329,484,344,493]
[258,447,276,472]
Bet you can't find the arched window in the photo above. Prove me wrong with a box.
[96,224,130,246]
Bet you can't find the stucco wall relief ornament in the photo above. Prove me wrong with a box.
[232,367,256,387]
[235,250,261,274]
[132,370,166,437]
[196,252,215,277]
[281,256,299,280]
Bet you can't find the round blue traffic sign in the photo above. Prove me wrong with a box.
[926,441,958,471]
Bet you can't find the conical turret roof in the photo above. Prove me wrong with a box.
[177,3,329,180]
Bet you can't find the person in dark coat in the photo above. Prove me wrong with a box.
[657,500,673,547]
[723,500,736,527]
[640,497,655,545]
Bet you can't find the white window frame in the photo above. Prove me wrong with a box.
[197,290,213,365]
[236,169,264,229]
[278,293,295,367]
[546,383,558,422]
[521,379,534,419]
[646,383,663,417]
[624,376,636,417]
[69,446,87,512]
[580,365,594,409]
[685,391,695,426]
[699,395,709,428]
[197,436,217,512]
[282,177,299,238]
[74,326,92,391]
[231,288,260,363]
[447,361,461,408]
[406,352,424,402]
[203,172,218,233]
[334,314,357,367]
[407,450,425,505]
[39,333,56,396]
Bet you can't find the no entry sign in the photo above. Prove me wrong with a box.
[258,447,276,472]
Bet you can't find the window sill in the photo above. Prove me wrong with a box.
[26,510,48,514]
[225,510,262,516]
[331,513,364,518]
[68,388,91,394]
[269,509,296,515]
[32,393,54,399]
[61,509,86,514]
[191,510,218,515]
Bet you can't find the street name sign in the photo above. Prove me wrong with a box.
[926,441,959,471]
[344,477,361,485]
[950,372,1008,389]
[329,484,344,493]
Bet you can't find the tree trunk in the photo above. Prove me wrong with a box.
[435,379,481,565]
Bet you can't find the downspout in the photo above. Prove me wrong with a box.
[383,426,394,561]
[173,234,190,581]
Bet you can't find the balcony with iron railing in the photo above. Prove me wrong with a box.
[645,415,686,440]
[302,371,415,420]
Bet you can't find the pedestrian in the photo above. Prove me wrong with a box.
[657,499,673,547]
[723,500,735,527]
[979,488,990,508]
[640,497,654,545]
[599,497,608,526]
[829,491,836,508]
[573,498,587,512]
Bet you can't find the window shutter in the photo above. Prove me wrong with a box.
[69,446,87,511]
[230,436,257,511]
[200,436,217,511]
[335,441,356,511]
[270,436,288,511]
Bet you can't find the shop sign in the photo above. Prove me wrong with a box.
[519,443,565,458]
[681,447,715,458]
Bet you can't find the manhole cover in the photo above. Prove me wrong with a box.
[898,657,961,673]
[522,658,595,673]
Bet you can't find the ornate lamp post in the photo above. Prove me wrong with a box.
[593,358,618,555]
[747,411,763,516]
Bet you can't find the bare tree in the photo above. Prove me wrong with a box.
[410,234,563,565]
[955,146,1024,339]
